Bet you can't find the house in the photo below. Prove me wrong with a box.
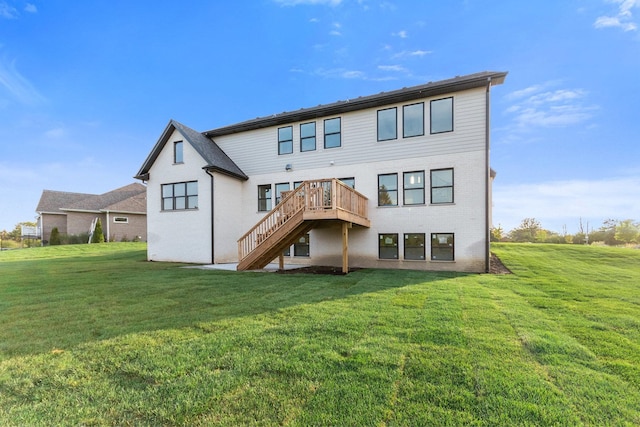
[36,183,147,243]
[135,71,507,272]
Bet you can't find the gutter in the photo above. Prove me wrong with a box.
[485,77,492,273]
[205,169,215,264]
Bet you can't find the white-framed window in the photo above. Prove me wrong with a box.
[113,217,129,224]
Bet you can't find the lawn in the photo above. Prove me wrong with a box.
[0,243,639,426]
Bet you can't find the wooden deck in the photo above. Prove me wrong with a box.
[237,179,370,271]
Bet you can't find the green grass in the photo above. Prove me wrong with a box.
[0,243,639,426]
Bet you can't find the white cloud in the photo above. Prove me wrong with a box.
[0,1,18,18]
[392,49,432,59]
[493,176,640,233]
[393,30,408,38]
[378,64,406,72]
[594,0,639,31]
[24,3,37,13]
[503,83,597,130]
[0,58,47,105]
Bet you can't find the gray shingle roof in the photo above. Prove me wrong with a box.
[134,120,249,182]
[205,71,508,137]
[36,183,146,215]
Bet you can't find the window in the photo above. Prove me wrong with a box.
[379,233,398,259]
[294,233,310,257]
[174,141,183,163]
[275,182,290,205]
[378,173,398,206]
[404,233,425,260]
[300,122,316,152]
[431,233,454,261]
[403,103,424,137]
[431,97,453,134]
[403,171,425,205]
[278,126,293,155]
[339,177,355,189]
[377,107,397,141]
[431,168,454,204]
[324,117,341,149]
[162,181,198,211]
[258,184,272,211]
[113,217,129,224]
[293,181,303,189]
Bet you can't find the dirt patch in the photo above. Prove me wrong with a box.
[276,266,361,275]
[276,254,511,275]
[490,252,512,274]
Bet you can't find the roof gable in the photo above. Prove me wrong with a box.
[134,120,248,182]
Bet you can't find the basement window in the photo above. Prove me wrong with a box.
[113,217,129,224]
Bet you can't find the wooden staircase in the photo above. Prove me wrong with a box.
[237,179,370,271]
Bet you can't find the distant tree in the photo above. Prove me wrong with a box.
[50,227,61,245]
[592,219,619,246]
[615,219,639,244]
[490,225,504,242]
[91,219,105,243]
[378,185,393,206]
[509,218,542,243]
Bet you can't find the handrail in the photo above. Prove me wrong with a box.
[237,179,368,262]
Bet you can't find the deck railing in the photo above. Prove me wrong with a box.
[237,179,368,262]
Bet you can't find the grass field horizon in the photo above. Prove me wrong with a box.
[1,242,639,425]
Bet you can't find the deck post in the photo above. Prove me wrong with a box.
[278,253,284,271]
[342,222,350,274]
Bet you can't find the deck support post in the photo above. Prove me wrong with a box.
[342,222,351,274]
[278,253,284,271]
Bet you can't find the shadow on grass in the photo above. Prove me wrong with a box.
[0,247,470,358]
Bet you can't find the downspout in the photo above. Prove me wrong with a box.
[105,211,110,242]
[205,169,215,264]
[484,77,492,273]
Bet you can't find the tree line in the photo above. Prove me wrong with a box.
[492,218,640,245]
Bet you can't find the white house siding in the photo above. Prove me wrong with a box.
[210,87,489,272]
[146,129,213,263]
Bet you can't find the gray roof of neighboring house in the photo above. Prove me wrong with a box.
[134,120,249,182]
[36,183,147,215]
[205,71,508,137]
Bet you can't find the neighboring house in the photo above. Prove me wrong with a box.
[135,71,507,272]
[36,183,147,243]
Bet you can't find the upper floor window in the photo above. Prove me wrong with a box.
[403,171,425,205]
[300,122,316,152]
[324,117,341,149]
[278,126,293,155]
[378,173,398,206]
[174,141,183,163]
[162,181,198,211]
[258,184,272,211]
[431,168,454,204]
[377,107,397,141]
[275,182,290,205]
[431,97,453,134]
[403,103,424,138]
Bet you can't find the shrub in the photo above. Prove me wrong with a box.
[49,227,61,245]
[91,219,105,244]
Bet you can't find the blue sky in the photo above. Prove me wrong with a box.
[1,0,638,234]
